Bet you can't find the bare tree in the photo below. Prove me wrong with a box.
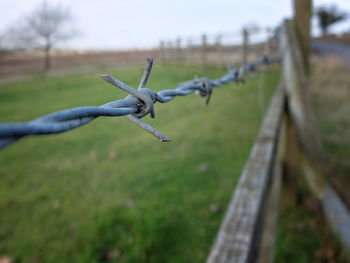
[0,30,11,59]
[10,2,75,70]
[244,23,261,35]
[0,32,6,54]
[315,5,348,36]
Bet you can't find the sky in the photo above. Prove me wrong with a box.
[0,0,349,50]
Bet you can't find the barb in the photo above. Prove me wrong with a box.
[0,55,280,150]
[101,57,169,142]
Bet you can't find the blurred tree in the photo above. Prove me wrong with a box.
[0,32,5,53]
[0,30,10,59]
[10,2,75,70]
[315,5,348,36]
[244,22,261,35]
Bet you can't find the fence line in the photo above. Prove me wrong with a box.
[159,28,277,68]
[206,19,350,263]
[0,55,279,150]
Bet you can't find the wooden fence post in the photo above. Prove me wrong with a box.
[282,106,303,206]
[201,34,207,69]
[264,28,271,57]
[159,41,165,63]
[242,28,249,66]
[281,19,350,259]
[216,34,224,66]
[166,41,173,62]
[293,0,312,74]
[176,37,181,63]
[186,37,193,65]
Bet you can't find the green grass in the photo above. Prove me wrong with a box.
[0,64,279,263]
[274,194,347,263]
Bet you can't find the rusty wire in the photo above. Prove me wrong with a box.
[0,55,280,149]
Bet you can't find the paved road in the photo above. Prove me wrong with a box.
[312,40,350,66]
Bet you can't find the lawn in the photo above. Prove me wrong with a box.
[0,63,279,263]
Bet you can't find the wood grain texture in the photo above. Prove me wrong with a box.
[257,111,285,263]
[206,85,285,263]
[280,20,323,162]
[293,0,312,73]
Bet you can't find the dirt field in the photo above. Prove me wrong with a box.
[0,49,159,76]
[0,41,274,80]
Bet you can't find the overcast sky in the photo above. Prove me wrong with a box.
[0,0,349,50]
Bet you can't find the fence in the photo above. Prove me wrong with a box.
[206,19,350,263]
[159,29,277,68]
[0,29,274,76]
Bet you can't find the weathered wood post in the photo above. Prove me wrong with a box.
[242,28,249,66]
[186,37,193,65]
[293,0,312,74]
[281,17,350,260]
[166,41,173,62]
[201,34,207,69]
[159,41,165,63]
[280,0,313,206]
[176,37,181,63]
[216,34,224,66]
[281,0,350,258]
[264,28,271,56]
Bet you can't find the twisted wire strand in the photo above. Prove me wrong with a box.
[0,55,280,149]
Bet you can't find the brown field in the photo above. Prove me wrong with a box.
[0,49,159,76]
[0,42,273,82]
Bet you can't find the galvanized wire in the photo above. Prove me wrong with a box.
[0,55,280,149]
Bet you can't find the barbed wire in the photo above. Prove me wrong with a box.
[0,55,280,150]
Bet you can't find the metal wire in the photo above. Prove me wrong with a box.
[0,55,280,149]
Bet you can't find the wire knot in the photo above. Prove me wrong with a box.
[262,55,270,65]
[230,69,245,84]
[127,87,157,118]
[101,56,157,119]
[194,77,213,105]
[245,63,256,72]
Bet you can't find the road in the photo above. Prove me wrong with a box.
[312,40,350,66]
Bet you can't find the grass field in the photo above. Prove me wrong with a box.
[0,63,279,262]
[310,57,350,206]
